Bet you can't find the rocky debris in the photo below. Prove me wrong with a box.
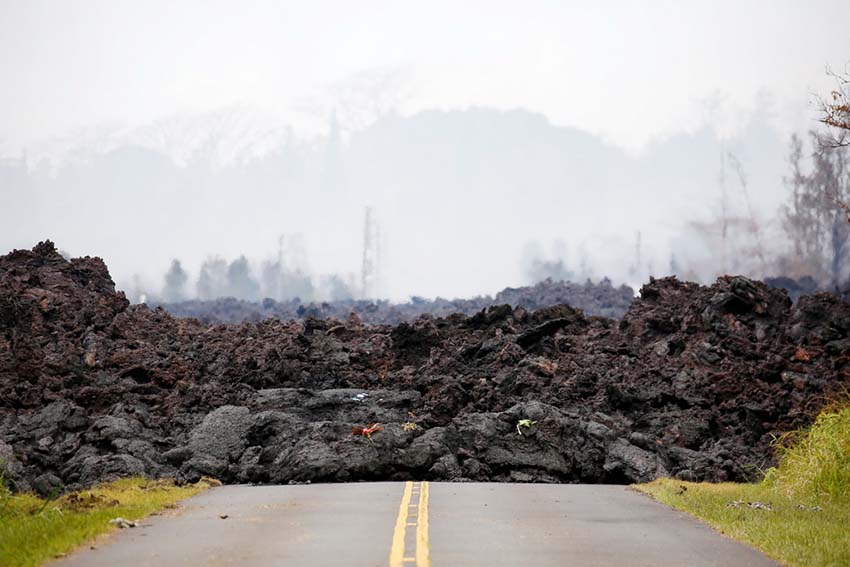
[764,274,850,304]
[109,518,137,528]
[152,277,636,324]
[764,276,821,303]
[1,242,849,494]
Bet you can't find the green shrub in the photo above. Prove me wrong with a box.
[765,404,850,503]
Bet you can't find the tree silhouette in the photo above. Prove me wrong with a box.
[226,256,261,300]
[197,257,228,299]
[162,259,188,302]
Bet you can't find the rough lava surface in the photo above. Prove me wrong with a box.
[1,242,849,495]
[153,277,635,324]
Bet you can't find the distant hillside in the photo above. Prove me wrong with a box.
[0,106,786,299]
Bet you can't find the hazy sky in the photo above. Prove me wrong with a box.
[2,0,849,152]
[2,1,850,301]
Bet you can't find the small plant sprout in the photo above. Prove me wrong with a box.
[516,419,537,435]
[402,422,418,432]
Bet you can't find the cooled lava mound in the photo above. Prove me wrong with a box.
[154,277,635,324]
[1,241,849,494]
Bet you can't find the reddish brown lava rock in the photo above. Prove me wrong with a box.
[1,241,848,494]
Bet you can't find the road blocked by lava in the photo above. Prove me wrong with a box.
[1,241,849,493]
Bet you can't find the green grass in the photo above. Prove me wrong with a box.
[637,404,850,567]
[0,477,215,567]
[765,404,850,502]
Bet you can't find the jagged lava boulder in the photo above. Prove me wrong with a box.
[1,242,848,493]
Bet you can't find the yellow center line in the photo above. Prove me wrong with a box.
[416,481,431,567]
[389,481,413,567]
[389,481,431,567]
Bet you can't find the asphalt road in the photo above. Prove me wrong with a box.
[55,483,779,567]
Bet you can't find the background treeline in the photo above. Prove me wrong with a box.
[3,92,850,301]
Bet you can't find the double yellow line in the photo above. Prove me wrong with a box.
[389,481,430,567]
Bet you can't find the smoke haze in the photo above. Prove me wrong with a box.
[1,1,849,300]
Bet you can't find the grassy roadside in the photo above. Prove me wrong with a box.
[0,477,215,567]
[637,404,850,567]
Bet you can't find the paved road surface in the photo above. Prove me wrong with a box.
[56,483,778,567]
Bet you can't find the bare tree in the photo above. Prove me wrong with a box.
[727,152,767,274]
[816,64,850,224]
[818,65,850,149]
[781,132,850,290]
[684,151,768,280]
[295,66,413,133]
